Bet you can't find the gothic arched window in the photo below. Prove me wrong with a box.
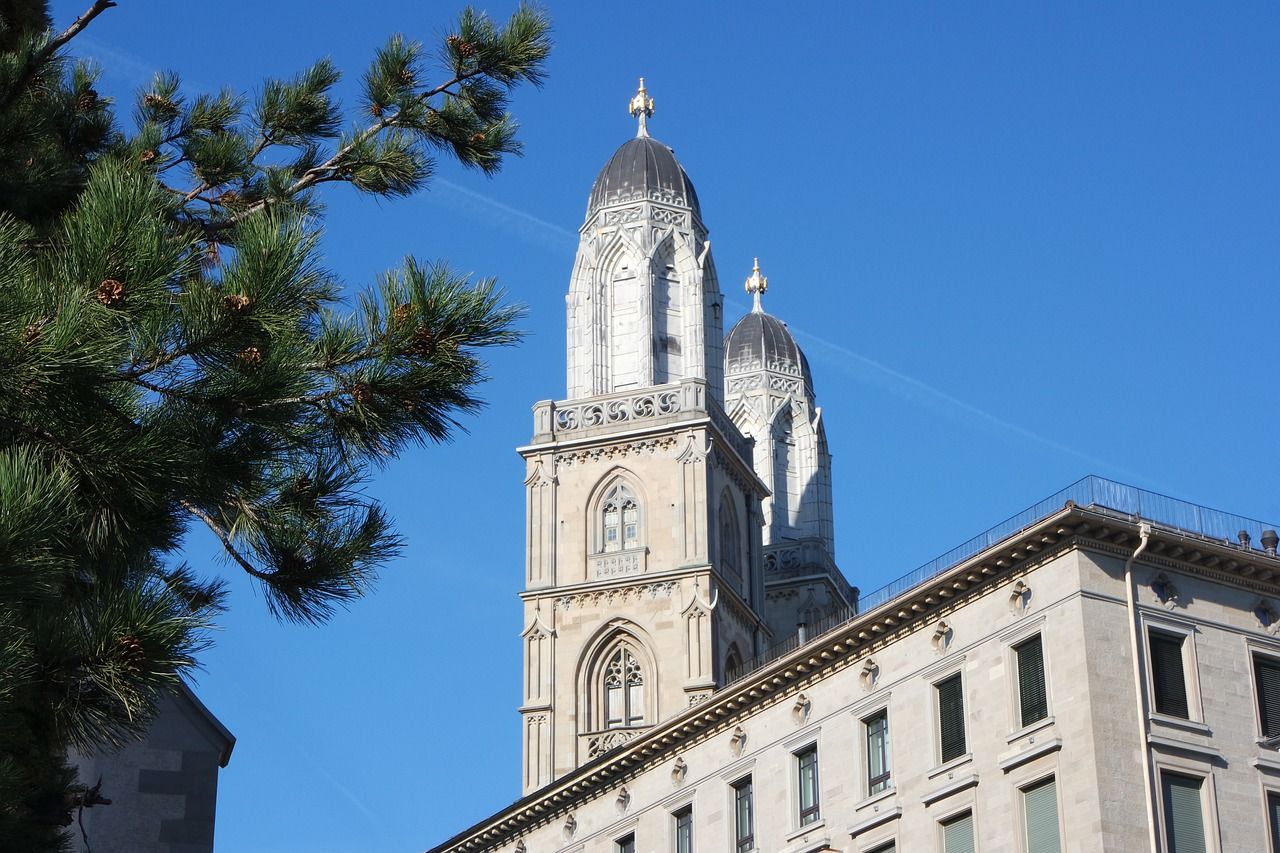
[603,645,645,728]
[600,481,640,553]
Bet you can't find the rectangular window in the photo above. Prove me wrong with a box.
[796,744,820,826]
[865,709,891,794]
[1022,777,1061,853]
[941,811,975,853]
[673,806,692,853]
[1015,634,1049,726]
[1256,654,1280,739]
[936,673,967,763]
[615,833,635,853]
[1161,771,1206,853]
[1268,790,1280,853]
[866,843,896,853]
[1150,631,1190,718]
[733,776,754,853]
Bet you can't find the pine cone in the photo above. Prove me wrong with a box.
[370,102,384,118]
[222,294,253,315]
[139,149,157,164]
[217,189,239,206]
[447,34,476,58]
[411,327,437,358]
[399,67,416,86]
[21,321,44,346]
[392,303,412,326]
[115,635,146,674]
[238,346,264,370]
[76,89,98,112]
[470,132,486,144]
[96,279,125,308]
[351,382,373,405]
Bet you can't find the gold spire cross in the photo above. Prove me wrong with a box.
[629,77,654,137]
[745,258,768,312]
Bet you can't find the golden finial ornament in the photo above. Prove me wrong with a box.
[629,77,654,137]
[745,257,768,312]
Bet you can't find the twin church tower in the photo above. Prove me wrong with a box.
[516,81,856,793]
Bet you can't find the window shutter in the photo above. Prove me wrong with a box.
[1023,777,1061,853]
[1161,772,1206,853]
[868,843,896,853]
[942,811,975,853]
[1268,791,1280,853]
[1149,632,1190,718]
[937,674,967,762]
[1256,655,1280,738]
[1016,635,1048,726]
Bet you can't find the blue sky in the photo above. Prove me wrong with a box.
[58,1,1280,850]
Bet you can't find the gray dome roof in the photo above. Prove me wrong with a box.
[725,309,813,391]
[588,136,700,215]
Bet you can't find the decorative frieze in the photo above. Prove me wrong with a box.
[553,581,679,612]
[592,548,647,578]
[554,436,677,468]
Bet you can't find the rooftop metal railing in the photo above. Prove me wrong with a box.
[727,475,1278,683]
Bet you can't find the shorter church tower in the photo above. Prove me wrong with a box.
[724,261,856,641]
[516,83,772,795]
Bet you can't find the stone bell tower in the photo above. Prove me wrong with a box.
[516,81,771,794]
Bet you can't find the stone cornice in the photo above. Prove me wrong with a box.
[427,505,1280,853]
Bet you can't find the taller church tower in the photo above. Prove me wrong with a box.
[517,83,771,794]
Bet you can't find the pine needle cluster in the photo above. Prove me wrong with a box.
[0,1,550,846]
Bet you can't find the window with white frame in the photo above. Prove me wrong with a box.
[795,744,820,826]
[864,709,890,795]
[614,832,635,853]
[1149,629,1190,719]
[600,481,640,553]
[1021,776,1061,853]
[732,775,754,852]
[673,805,692,853]
[936,673,967,763]
[1014,634,1049,727]
[1160,771,1207,853]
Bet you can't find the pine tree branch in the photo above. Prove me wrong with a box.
[179,499,274,582]
[0,0,118,111]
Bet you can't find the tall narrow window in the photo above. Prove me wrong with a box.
[603,646,644,728]
[1015,634,1049,726]
[615,833,635,853]
[936,673,967,763]
[865,709,891,794]
[600,482,639,553]
[941,811,975,853]
[1255,654,1280,739]
[733,776,754,852]
[1161,771,1207,853]
[796,745,820,826]
[1267,790,1280,853]
[1022,777,1061,853]
[1150,630,1190,718]
[719,493,741,579]
[673,806,693,853]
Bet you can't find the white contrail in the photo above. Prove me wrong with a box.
[433,178,579,256]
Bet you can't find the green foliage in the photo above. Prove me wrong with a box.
[0,1,550,845]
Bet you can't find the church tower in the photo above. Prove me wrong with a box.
[724,262,856,640]
[517,82,771,794]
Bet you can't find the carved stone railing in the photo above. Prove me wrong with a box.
[763,539,839,579]
[592,547,647,579]
[581,727,646,759]
[531,380,754,462]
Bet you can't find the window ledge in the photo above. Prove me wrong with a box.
[1147,733,1222,762]
[784,819,827,844]
[847,805,901,836]
[1006,715,1055,744]
[926,752,973,780]
[1257,735,1280,750]
[922,771,979,806]
[1149,713,1210,736]
[852,787,896,812]
[1253,753,1280,775]
[998,737,1062,772]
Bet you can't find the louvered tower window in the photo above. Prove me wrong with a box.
[936,673,967,763]
[1255,653,1280,739]
[1015,634,1049,726]
[603,646,644,728]
[1149,630,1190,718]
